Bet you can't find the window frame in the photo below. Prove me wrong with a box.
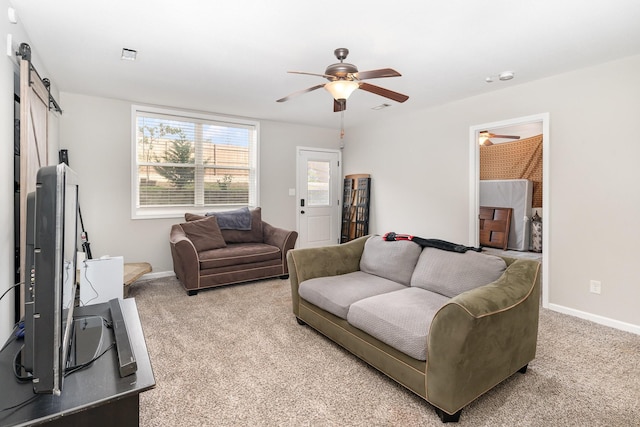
[131,105,260,219]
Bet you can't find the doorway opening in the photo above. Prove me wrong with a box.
[469,113,550,307]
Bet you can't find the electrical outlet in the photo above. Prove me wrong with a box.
[589,280,601,294]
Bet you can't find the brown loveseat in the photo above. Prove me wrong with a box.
[170,207,297,295]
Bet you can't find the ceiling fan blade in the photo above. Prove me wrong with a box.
[287,70,335,80]
[358,82,409,103]
[354,68,402,80]
[334,99,346,112]
[276,84,326,103]
[490,134,521,140]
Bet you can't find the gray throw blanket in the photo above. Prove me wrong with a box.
[206,207,252,230]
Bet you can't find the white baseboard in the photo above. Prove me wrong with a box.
[547,303,640,335]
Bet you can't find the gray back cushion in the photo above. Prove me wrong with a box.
[360,236,422,286]
[410,248,506,298]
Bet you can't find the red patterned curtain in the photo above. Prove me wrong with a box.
[480,134,543,208]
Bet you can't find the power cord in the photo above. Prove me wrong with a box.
[79,260,99,306]
[72,314,113,330]
[12,345,33,382]
[0,347,40,417]
[0,393,40,413]
[64,342,115,376]
[0,282,23,302]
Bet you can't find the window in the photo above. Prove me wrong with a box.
[132,105,259,218]
[306,160,331,206]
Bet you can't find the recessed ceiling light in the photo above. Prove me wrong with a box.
[8,7,17,24]
[498,71,515,81]
[121,48,137,61]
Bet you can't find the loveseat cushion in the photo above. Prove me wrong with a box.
[185,207,263,243]
[298,271,406,319]
[359,236,422,286]
[347,287,449,361]
[198,243,280,269]
[410,248,507,298]
[178,216,227,251]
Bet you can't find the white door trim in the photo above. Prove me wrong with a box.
[296,146,343,247]
[469,113,550,308]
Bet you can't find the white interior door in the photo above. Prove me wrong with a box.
[296,148,342,248]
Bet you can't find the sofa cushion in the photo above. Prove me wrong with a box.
[347,287,449,361]
[186,207,263,244]
[359,236,422,286]
[298,271,406,320]
[199,242,280,269]
[179,216,227,252]
[410,248,507,298]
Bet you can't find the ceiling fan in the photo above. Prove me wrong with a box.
[478,131,521,146]
[276,48,409,112]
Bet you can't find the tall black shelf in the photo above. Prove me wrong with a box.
[340,174,370,243]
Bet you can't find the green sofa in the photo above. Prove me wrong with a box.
[287,235,541,423]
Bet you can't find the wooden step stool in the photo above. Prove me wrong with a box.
[123,262,152,297]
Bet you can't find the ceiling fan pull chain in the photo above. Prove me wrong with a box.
[340,110,345,139]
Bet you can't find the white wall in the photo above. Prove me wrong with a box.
[344,54,640,330]
[59,92,340,275]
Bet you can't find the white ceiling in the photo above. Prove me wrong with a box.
[10,1,640,130]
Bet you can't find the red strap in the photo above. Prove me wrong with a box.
[394,234,414,241]
[382,232,414,241]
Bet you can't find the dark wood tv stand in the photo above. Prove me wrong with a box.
[0,298,155,426]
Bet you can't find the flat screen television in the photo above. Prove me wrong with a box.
[24,163,79,394]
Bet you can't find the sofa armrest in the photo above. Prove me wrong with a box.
[286,235,369,316]
[425,259,541,415]
[262,222,298,274]
[169,224,200,290]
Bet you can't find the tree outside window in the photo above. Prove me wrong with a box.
[133,106,258,218]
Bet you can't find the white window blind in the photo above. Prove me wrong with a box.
[132,106,258,218]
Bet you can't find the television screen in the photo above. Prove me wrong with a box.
[29,163,79,394]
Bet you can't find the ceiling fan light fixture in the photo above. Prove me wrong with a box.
[498,71,514,81]
[324,80,359,101]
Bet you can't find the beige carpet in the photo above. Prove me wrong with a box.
[129,277,640,426]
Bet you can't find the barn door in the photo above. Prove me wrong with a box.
[18,51,51,313]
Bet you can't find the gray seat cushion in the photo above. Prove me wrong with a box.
[360,236,422,286]
[410,248,507,298]
[347,287,450,361]
[298,271,406,319]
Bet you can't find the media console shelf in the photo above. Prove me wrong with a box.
[0,298,155,427]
